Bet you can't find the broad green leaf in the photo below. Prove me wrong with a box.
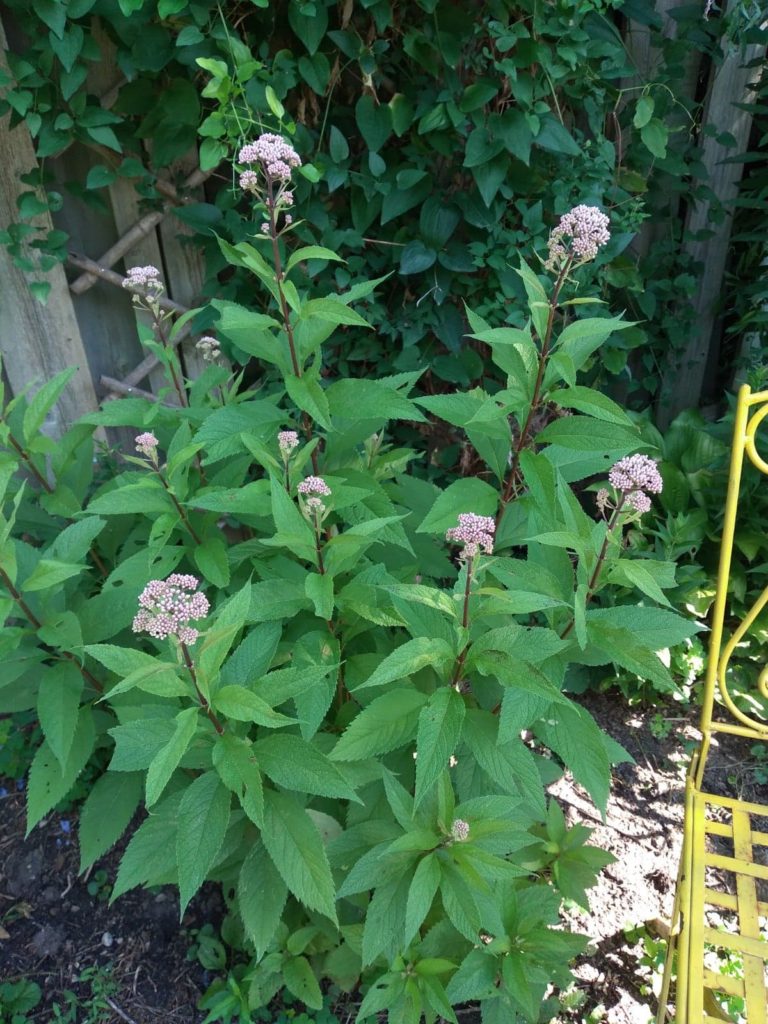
[549,316,631,378]
[534,703,611,815]
[213,685,295,727]
[417,477,498,534]
[23,368,77,443]
[587,605,699,649]
[193,535,230,587]
[237,841,287,956]
[145,707,199,807]
[262,790,338,923]
[176,771,231,914]
[86,482,171,516]
[286,246,345,273]
[22,559,84,592]
[283,956,323,1011]
[284,373,331,430]
[212,732,264,825]
[254,735,359,801]
[79,772,142,872]
[535,416,642,453]
[548,386,635,426]
[111,792,182,902]
[196,580,251,682]
[305,572,334,619]
[37,663,83,768]
[356,637,454,690]
[605,559,675,607]
[300,298,371,328]
[361,873,411,967]
[415,688,465,809]
[27,708,95,834]
[404,853,441,945]
[330,688,428,761]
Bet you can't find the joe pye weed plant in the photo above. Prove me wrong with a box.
[0,129,699,1024]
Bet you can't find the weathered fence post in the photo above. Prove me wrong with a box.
[0,17,99,434]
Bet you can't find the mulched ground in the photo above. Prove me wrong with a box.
[1,695,763,1024]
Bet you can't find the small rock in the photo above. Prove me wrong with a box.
[101,932,114,948]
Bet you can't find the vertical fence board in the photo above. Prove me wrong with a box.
[0,18,98,433]
[657,6,766,425]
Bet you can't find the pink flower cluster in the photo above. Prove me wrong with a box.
[298,476,331,496]
[135,432,159,458]
[545,204,611,270]
[132,574,209,646]
[298,475,331,515]
[123,265,164,297]
[239,134,302,181]
[445,512,495,559]
[278,430,300,456]
[608,453,663,513]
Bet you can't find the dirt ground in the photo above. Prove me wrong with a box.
[0,696,763,1024]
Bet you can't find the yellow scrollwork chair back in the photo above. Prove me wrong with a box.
[658,384,768,1024]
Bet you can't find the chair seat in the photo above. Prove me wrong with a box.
[679,787,768,1022]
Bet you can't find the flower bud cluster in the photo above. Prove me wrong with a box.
[298,475,331,516]
[195,336,221,364]
[445,512,495,559]
[450,819,470,842]
[123,265,164,301]
[607,453,663,513]
[239,134,302,181]
[135,432,159,459]
[132,574,209,646]
[278,430,300,457]
[545,205,611,272]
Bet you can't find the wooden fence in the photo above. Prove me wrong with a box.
[0,6,765,437]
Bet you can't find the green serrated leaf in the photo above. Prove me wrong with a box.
[176,771,231,915]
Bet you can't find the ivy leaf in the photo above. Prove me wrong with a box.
[262,790,338,924]
[330,689,429,761]
[355,94,392,152]
[176,771,231,915]
[400,241,437,275]
[414,688,465,808]
[641,118,668,159]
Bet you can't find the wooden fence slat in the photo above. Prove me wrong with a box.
[657,2,767,425]
[0,17,99,434]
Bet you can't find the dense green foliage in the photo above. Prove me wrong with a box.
[1,0,762,413]
[0,119,705,1019]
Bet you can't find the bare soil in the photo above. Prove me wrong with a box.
[0,695,763,1024]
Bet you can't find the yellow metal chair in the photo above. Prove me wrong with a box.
[657,384,768,1023]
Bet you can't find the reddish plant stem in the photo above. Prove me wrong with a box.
[180,641,224,735]
[450,558,475,687]
[154,469,202,545]
[153,315,189,409]
[0,564,103,693]
[266,183,320,476]
[560,498,626,640]
[6,432,53,493]
[497,260,572,524]
[5,428,108,578]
